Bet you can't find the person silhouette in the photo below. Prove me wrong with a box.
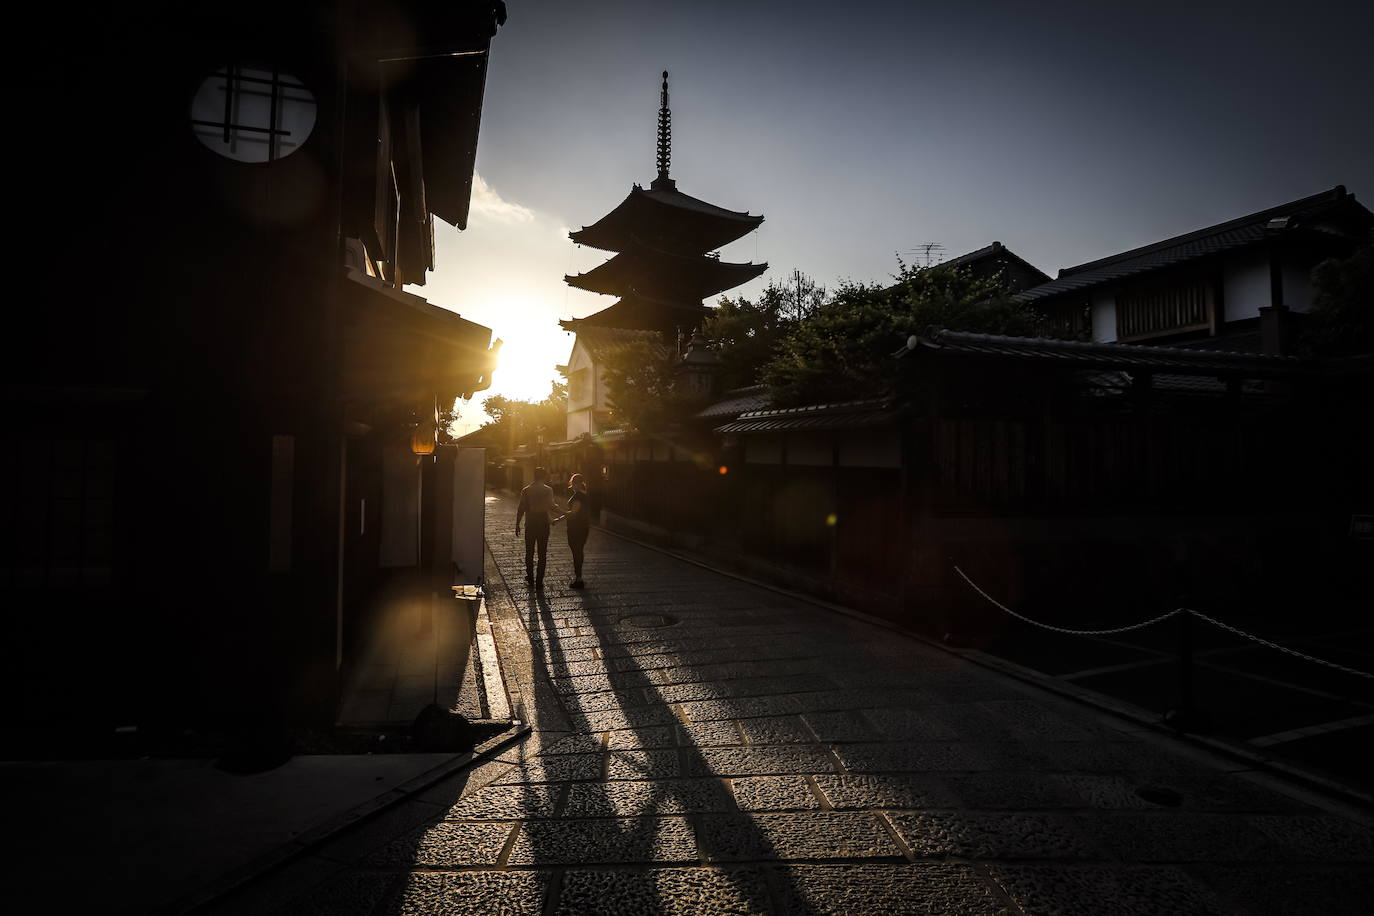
[514,466,557,588]
[563,473,591,588]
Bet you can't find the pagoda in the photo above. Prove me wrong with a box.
[560,72,767,337]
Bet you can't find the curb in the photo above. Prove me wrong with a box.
[174,721,530,916]
[593,522,1374,818]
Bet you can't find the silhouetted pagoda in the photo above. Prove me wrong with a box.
[561,72,766,337]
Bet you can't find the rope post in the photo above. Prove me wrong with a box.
[1165,604,1209,733]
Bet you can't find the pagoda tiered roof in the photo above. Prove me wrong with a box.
[569,183,765,254]
[566,239,767,300]
[559,292,708,334]
[563,71,765,338]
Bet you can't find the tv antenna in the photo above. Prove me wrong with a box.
[905,242,945,268]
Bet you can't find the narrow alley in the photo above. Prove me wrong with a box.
[214,493,1374,915]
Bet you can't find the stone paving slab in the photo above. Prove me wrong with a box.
[384,871,549,916]
[696,811,900,861]
[492,752,605,785]
[813,773,961,810]
[834,740,1041,772]
[365,821,516,868]
[888,811,1097,860]
[607,725,676,749]
[563,778,735,817]
[984,865,1224,916]
[505,816,699,865]
[684,745,839,778]
[730,775,825,812]
[773,863,1011,915]
[443,784,561,821]
[229,495,1374,916]
[554,867,772,916]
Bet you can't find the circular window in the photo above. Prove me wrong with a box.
[190,65,316,163]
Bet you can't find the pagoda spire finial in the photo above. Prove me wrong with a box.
[653,70,673,189]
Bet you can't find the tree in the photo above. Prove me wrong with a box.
[453,381,568,453]
[761,261,1044,407]
[1300,244,1374,357]
[598,337,707,435]
[697,271,827,390]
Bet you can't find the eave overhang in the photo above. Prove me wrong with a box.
[570,185,764,254]
[565,244,767,299]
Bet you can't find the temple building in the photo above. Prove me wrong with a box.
[561,72,767,439]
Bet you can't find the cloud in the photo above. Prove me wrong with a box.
[468,173,534,224]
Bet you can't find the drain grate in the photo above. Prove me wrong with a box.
[1134,785,1184,807]
[620,613,679,629]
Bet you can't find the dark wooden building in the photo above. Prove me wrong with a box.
[1016,187,1373,348]
[597,328,1371,642]
[5,1,507,756]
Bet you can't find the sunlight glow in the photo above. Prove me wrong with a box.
[488,332,567,403]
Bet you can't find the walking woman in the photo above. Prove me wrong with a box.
[563,473,591,589]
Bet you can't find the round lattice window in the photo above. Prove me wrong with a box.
[190,65,316,163]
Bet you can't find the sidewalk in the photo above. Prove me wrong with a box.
[7,576,507,915]
[210,492,1374,915]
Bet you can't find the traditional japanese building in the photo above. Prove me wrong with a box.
[6,0,507,760]
[561,72,767,440]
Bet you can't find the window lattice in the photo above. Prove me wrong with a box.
[1117,281,1209,340]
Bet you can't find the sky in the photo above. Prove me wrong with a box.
[423,0,1374,435]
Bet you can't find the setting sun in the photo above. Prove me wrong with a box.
[488,332,567,403]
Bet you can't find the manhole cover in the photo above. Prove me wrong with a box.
[1134,785,1184,807]
[620,613,678,629]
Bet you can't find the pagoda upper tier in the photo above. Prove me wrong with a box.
[563,71,765,337]
[569,183,765,254]
[566,238,766,300]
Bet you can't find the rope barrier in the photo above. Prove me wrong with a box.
[953,566,1184,636]
[1186,609,1374,681]
[953,565,1374,680]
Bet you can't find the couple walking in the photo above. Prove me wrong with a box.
[514,467,591,590]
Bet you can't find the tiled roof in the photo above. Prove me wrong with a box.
[906,328,1305,377]
[1078,370,1264,397]
[570,184,764,253]
[1015,186,1368,303]
[716,397,894,434]
[560,293,707,334]
[938,241,1050,284]
[696,385,770,420]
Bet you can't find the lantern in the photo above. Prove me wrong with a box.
[410,404,438,456]
[410,423,436,456]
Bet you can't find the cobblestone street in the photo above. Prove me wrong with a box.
[223,493,1374,915]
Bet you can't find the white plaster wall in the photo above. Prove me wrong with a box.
[566,407,592,440]
[838,430,901,468]
[1222,252,1271,322]
[593,361,615,413]
[1090,291,1117,342]
[566,342,595,411]
[787,434,833,467]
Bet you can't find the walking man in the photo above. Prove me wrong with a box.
[514,466,556,588]
[563,473,591,589]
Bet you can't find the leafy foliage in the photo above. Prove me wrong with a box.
[457,381,568,453]
[598,337,708,435]
[762,261,1044,407]
[697,271,827,390]
[1300,244,1374,357]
